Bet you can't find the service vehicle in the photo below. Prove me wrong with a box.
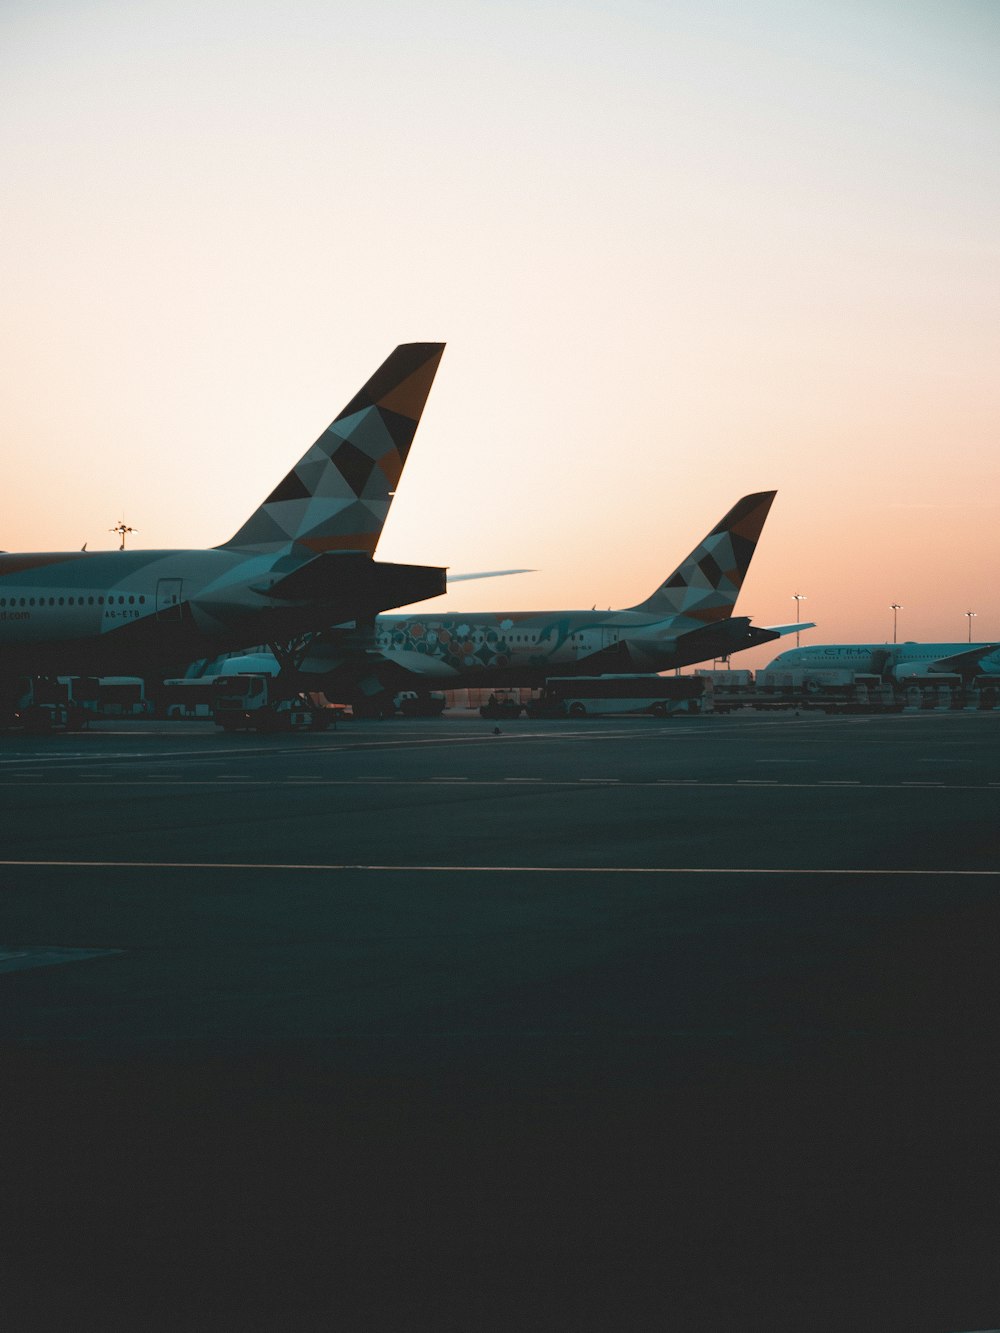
[8,676,89,732]
[212,674,333,732]
[527,673,708,718]
[479,690,524,719]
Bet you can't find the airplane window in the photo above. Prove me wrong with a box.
[98,596,104,605]
[68,598,74,605]
[19,598,26,606]
[0,599,5,606]
[58,597,64,606]
[119,596,125,604]
[128,596,135,604]
[88,596,94,605]
[29,598,35,606]
[139,595,145,604]
[49,597,55,606]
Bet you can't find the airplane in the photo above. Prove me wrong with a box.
[212,490,809,711]
[765,641,1000,681]
[0,342,449,720]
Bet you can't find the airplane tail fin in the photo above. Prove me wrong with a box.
[220,343,445,554]
[626,491,776,622]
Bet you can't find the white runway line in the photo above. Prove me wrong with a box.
[1,859,998,877]
[0,778,995,790]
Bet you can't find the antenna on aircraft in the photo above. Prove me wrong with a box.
[110,520,138,550]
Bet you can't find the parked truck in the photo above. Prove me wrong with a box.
[9,676,89,732]
[212,674,333,732]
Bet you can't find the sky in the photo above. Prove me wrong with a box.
[1,0,997,664]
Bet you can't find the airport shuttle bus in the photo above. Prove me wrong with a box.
[529,673,708,718]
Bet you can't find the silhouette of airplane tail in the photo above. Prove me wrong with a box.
[625,491,776,623]
[220,343,445,554]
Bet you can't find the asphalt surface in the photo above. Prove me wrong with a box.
[2,709,999,1330]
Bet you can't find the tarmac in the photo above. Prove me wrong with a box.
[2,709,999,1330]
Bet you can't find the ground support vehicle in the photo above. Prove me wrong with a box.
[212,674,332,732]
[351,690,446,719]
[752,669,897,713]
[693,670,755,714]
[971,676,1000,710]
[527,674,709,718]
[395,690,447,717]
[156,679,217,718]
[7,677,89,732]
[479,690,525,719]
[893,672,964,711]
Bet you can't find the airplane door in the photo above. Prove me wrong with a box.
[156,578,184,621]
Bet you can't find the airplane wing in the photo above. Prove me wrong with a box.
[925,643,1000,674]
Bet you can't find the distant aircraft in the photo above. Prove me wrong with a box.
[766,641,1000,681]
[0,343,448,718]
[230,490,805,710]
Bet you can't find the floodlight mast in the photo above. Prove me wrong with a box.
[110,520,138,551]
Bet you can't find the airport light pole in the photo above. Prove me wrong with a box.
[966,610,977,643]
[891,603,902,644]
[793,592,806,648]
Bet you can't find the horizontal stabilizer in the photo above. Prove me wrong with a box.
[261,551,446,617]
[671,617,781,658]
[623,617,781,670]
[766,621,817,637]
[447,569,535,583]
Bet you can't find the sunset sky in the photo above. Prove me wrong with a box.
[2,1,997,664]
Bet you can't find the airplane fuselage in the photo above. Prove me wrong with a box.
[374,609,681,680]
[295,608,779,692]
[0,547,443,683]
[766,642,1000,677]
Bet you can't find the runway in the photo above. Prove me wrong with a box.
[2,711,999,1329]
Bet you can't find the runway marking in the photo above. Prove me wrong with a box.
[1,860,998,878]
[0,778,996,791]
[0,946,123,974]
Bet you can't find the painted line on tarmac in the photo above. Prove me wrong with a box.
[1,860,998,878]
[0,778,996,790]
[0,946,123,974]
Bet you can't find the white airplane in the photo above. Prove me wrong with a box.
[766,641,1000,681]
[202,491,810,711]
[0,343,448,719]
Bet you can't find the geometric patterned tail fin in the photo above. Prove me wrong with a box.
[219,343,445,554]
[625,491,777,623]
